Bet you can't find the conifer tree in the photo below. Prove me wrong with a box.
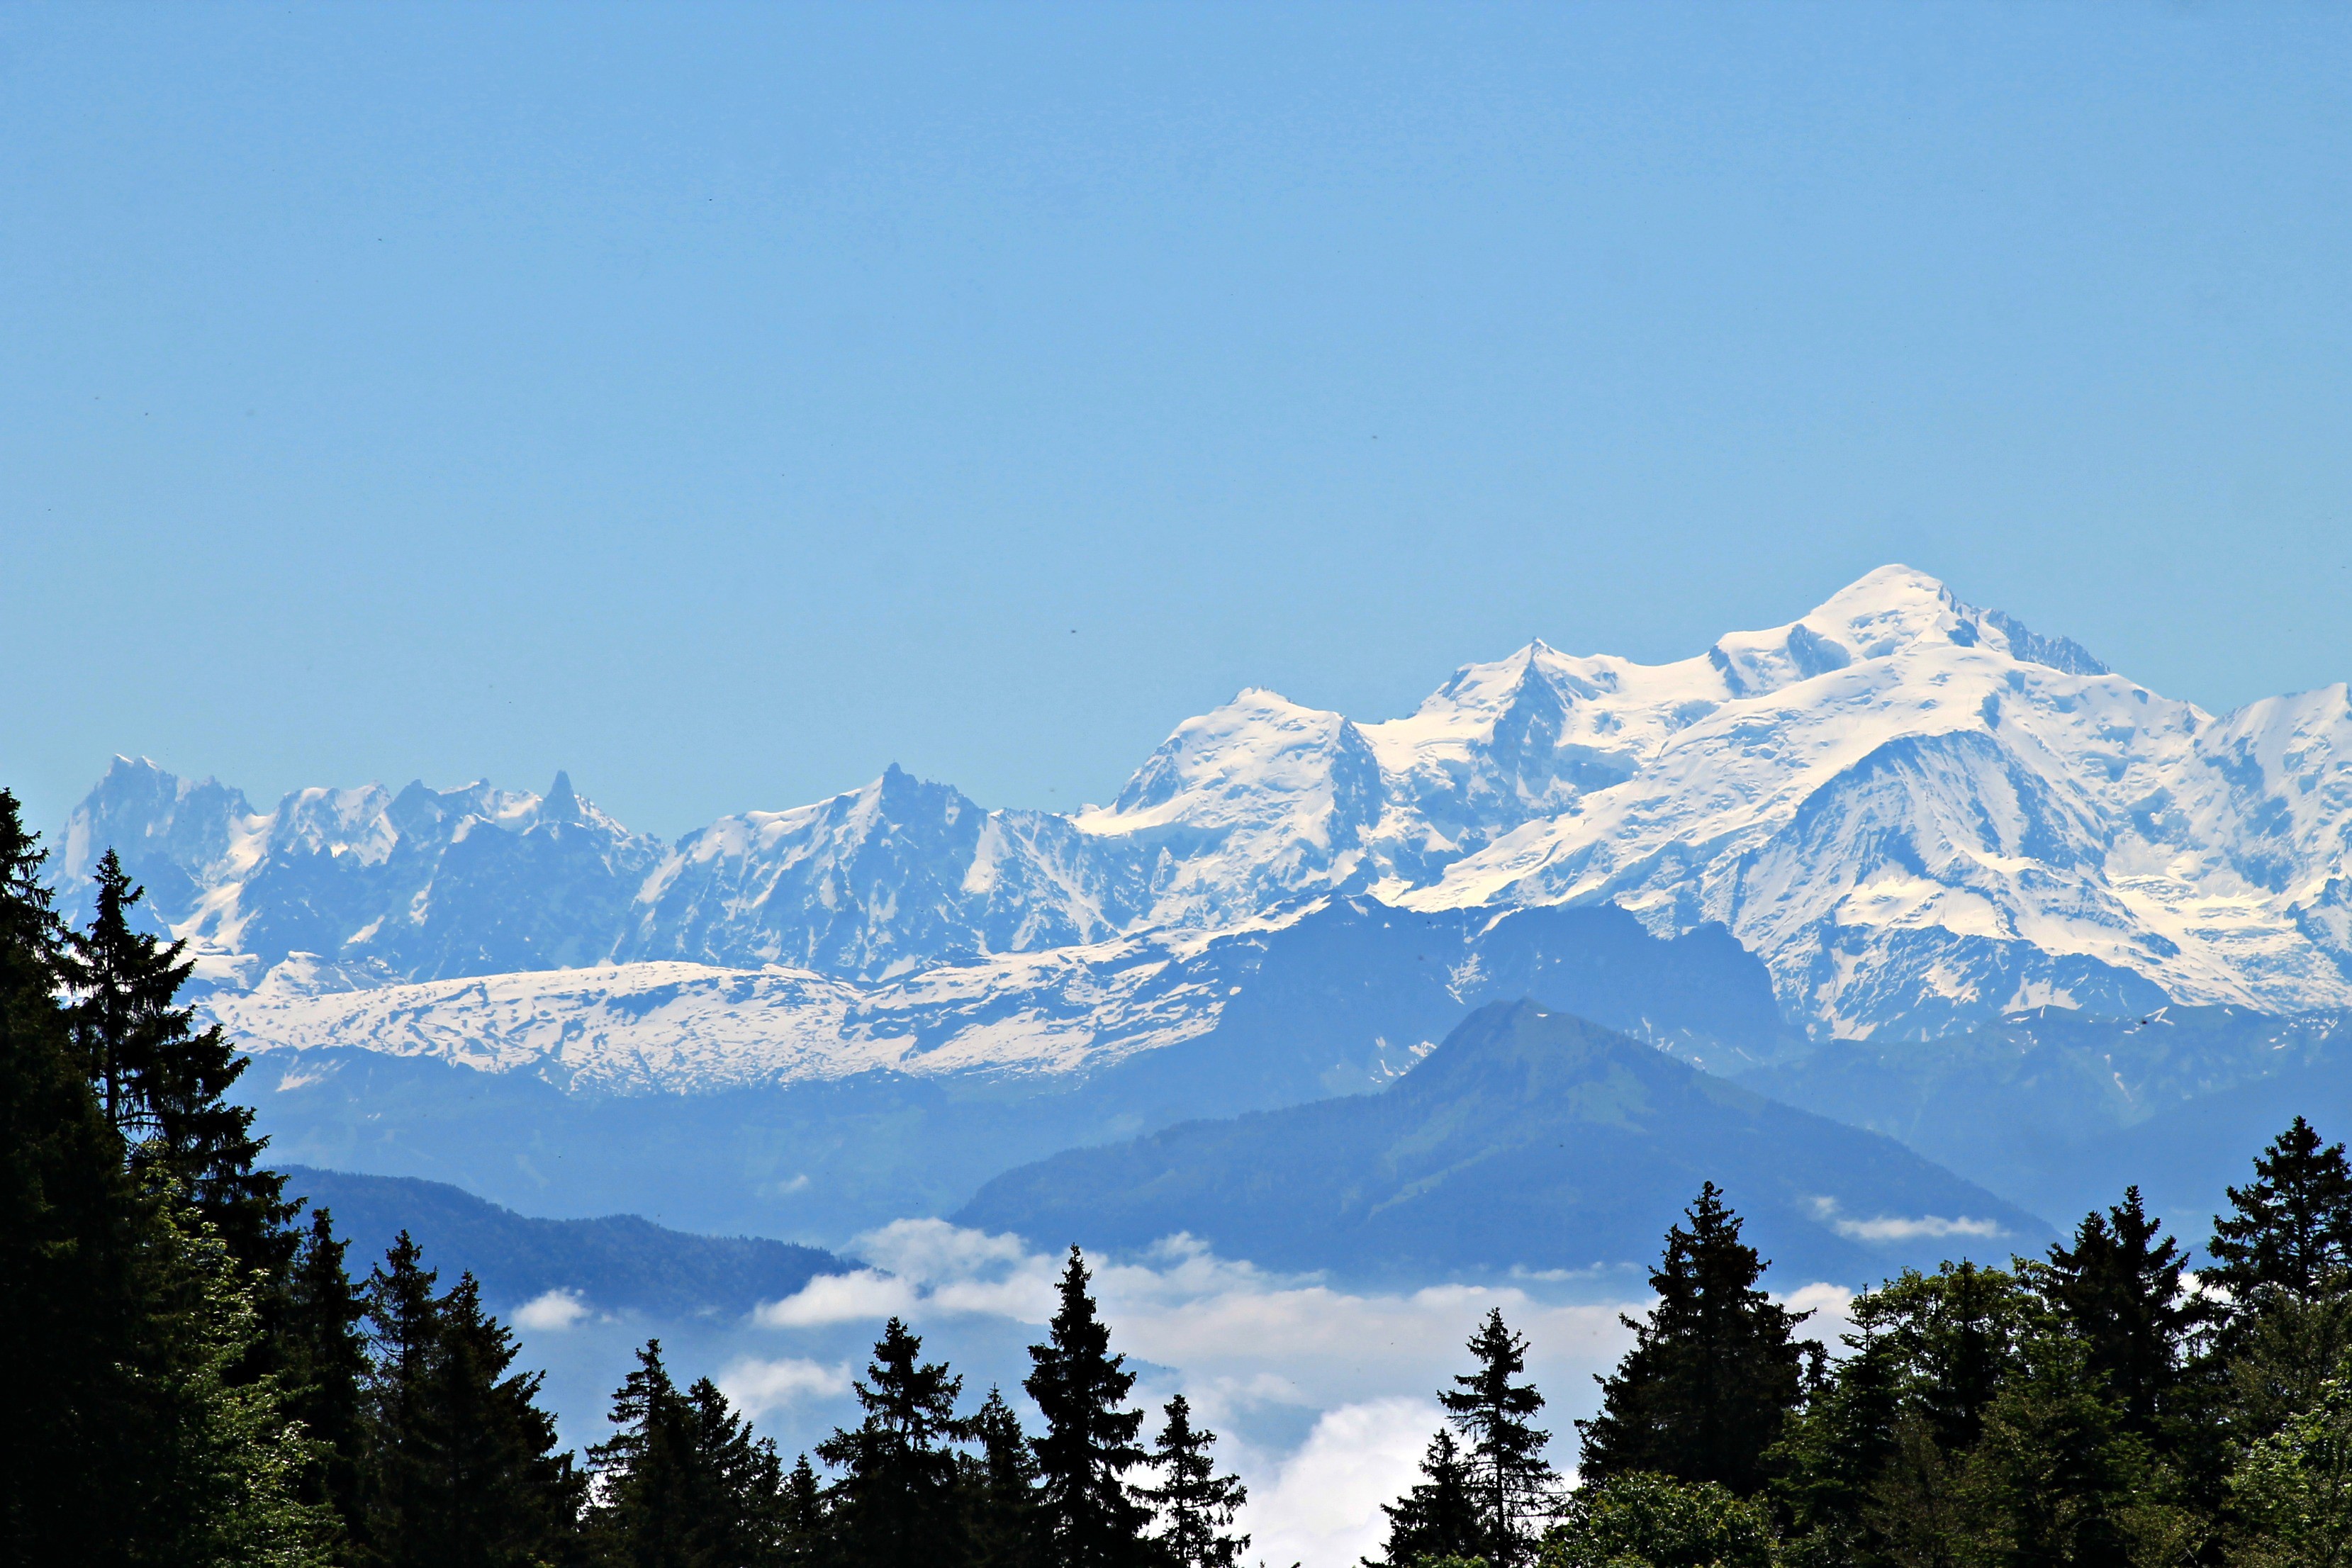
[0,788,129,1562]
[66,849,293,1281]
[964,1385,1043,1568]
[1440,1309,1555,1566]
[1366,1429,1479,1568]
[1771,1260,2029,1562]
[1577,1183,1809,1499]
[281,1204,371,1550]
[0,794,330,1566]
[2034,1187,2196,1438]
[2206,1117,2352,1318]
[588,1340,790,1567]
[1025,1247,1153,1568]
[361,1231,585,1567]
[130,1211,342,1567]
[818,1316,971,1566]
[1137,1395,1247,1568]
[1954,1326,2150,1565]
[780,1454,830,1568]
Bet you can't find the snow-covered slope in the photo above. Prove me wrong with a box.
[60,566,2352,1060]
[61,764,664,987]
[1392,569,2352,1035]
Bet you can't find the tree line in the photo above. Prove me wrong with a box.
[1362,1147,2352,1567]
[14,783,2352,1567]
[0,793,1250,1568]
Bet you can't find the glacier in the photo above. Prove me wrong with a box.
[57,564,2352,1093]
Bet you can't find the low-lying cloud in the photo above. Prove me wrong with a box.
[718,1356,853,1419]
[512,1288,592,1331]
[746,1222,1856,1564]
[1809,1197,2007,1243]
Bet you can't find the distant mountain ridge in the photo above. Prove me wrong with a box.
[59,566,2352,1066]
[954,1000,2049,1286]
[281,1165,846,1318]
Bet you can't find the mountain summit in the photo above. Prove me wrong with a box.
[57,567,2352,1048]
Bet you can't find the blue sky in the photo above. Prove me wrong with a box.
[4,2,2349,838]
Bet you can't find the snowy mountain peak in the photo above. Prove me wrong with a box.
[540,770,584,826]
[54,566,2352,1045]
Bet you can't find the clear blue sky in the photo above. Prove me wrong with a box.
[4,2,2348,839]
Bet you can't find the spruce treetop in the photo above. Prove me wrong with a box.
[2207,1116,2352,1309]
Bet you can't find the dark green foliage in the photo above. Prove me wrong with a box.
[1366,1428,1482,1568]
[2228,1357,2352,1568]
[1136,1395,1247,1568]
[963,1386,1044,1568]
[2224,1290,2352,1446]
[1538,1472,1774,1568]
[588,1340,790,1567]
[0,788,131,1562]
[67,849,294,1281]
[780,1455,829,1567]
[360,1231,586,1568]
[1770,1199,2229,1564]
[2206,1117,2352,1322]
[817,1316,972,1566]
[1771,1260,2030,1563]
[1577,1182,1810,1499]
[282,1204,372,1549]
[0,793,331,1567]
[2032,1187,2197,1437]
[1954,1326,2157,1565]
[1440,1310,1555,1567]
[1025,1247,1153,1568]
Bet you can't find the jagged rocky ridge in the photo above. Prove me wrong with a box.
[60,566,2352,1075]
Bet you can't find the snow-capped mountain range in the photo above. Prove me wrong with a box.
[58,566,2352,1085]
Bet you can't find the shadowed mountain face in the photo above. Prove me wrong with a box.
[242,900,1788,1242]
[953,1001,2046,1287]
[281,1165,846,1318]
[1736,1004,2352,1221]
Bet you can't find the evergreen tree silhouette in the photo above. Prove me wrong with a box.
[963,1385,1043,1568]
[65,849,292,1280]
[1137,1394,1247,1568]
[360,1231,583,1567]
[589,1339,790,1567]
[281,1203,371,1551]
[1441,1309,1555,1565]
[819,1316,971,1566]
[1025,1247,1151,1567]
[1365,1428,1479,1568]
[2205,1116,2352,1315]
[1577,1182,1809,1497]
[780,1454,829,1567]
[2034,1186,2195,1438]
[0,794,328,1565]
[0,789,128,1562]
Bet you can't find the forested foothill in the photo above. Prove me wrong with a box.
[11,783,2352,1567]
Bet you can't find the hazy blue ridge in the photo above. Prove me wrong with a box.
[1736,1004,2352,1226]
[280,1165,849,1318]
[953,1000,2049,1288]
[242,899,1789,1241]
[2025,1043,2352,1246]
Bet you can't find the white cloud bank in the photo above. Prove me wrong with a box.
[746,1222,1852,1564]
[512,1289,592,1331]
[719,1356,853,1419]
[1808,1197,2007,1243]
